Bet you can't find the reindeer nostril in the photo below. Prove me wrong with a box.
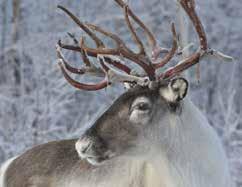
[81,142,92,154]
[75,138,92,158]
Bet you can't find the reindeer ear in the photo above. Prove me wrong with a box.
[159,78,188,103]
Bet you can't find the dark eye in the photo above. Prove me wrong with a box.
[136,102,150,111]
[130,97,152,114]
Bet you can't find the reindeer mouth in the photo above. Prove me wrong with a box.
[85,150,115,165]
[75,139,115,166]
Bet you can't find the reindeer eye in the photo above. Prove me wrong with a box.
[136,102,150,111]
[130,96,152,115]
[130,97,152,123]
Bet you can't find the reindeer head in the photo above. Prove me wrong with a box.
[74,78,188,165]
[56,0,230,165]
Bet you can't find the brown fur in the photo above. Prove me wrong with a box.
[5,139,94,187]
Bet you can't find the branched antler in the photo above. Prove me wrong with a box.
[158,0,233,79]
[56,0,233,91]
[153,23,178,69]
[114,0,157,49]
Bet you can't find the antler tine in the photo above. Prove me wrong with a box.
[57,5,104,48]
[159,0,207,79]
[80,23,124,55]
[84,23,155,79]
[56,44,104,76]
[58,5,126,56]
[57,44,109,91]
[58,61,108,91]
[103,56,131,74]
[58,6,116,56]
[79,38,91,67]
[98,55,150,87]
[67,34,92,67]
[58,39,102,58]
[114,0,157,49]
[179,0,207,51]
[154,23,178,69]
[124,5,146,56]
[81,24,133,74]
[85,23,126,47]
[161,52,200,79]
[57,44,85,75]
[67,32,79,45]
[80,36,120,55]
[58,40,82,52]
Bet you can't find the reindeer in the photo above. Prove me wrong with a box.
[0,0,234,186]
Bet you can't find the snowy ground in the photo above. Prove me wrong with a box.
[0,0,241,186]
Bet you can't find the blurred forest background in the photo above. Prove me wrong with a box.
[0,0,241,186]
